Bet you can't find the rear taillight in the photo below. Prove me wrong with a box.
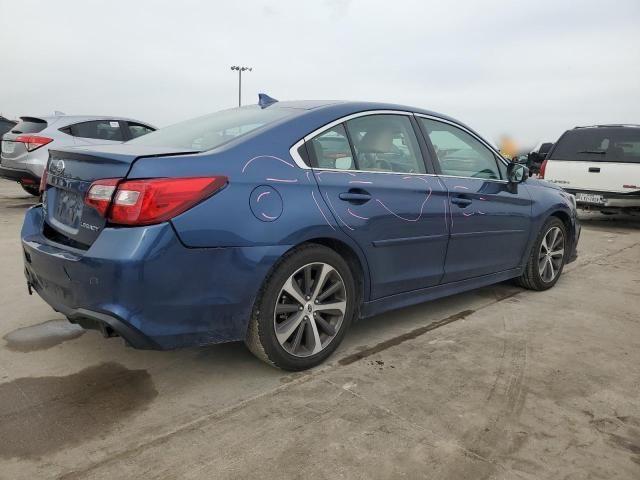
[85,177,228,225]
[85,178,120,216]
[15,135,53,152]
[539,159,548,178]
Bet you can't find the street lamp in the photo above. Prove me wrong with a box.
[230,65,252,107]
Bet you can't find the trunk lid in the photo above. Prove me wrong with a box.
[43,145,196,247]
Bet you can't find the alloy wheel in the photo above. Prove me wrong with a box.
[273,262,347,358]
[538,226,565,283]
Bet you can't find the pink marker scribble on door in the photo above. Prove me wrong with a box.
[347,208,369,220]
[375,176,432,222]
[324,193,354,231]
[311,190,336,231]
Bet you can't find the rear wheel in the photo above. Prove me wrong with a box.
[246,244,356,371]
[516,217,567,291]
[21,184,40,196]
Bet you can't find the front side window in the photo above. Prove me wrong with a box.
[345,115,425,174]
[309,125,354,170]
[66,120,124,141]
[420,118,502,180]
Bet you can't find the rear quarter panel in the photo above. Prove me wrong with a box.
[126,129,373,299]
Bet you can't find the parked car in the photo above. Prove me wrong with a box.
[21,99,580,370]
[541,125,640,214]
[1,115,155,195]
[527,142,554,175]
[0,116,17,154]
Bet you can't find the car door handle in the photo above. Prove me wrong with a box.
[588,167,600,173]
[339,191,372,203]
[451,197,472,207]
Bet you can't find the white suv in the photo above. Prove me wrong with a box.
[541,125,640,214]
[1,115,155,195]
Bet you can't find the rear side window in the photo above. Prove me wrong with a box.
[345,115,425,174]
[309,125,354,170]
[127,106,294,151]
[420,118,504,180]
[550,128,640,163]
[63,120,124,141]
[11,117,47,134]
[127,122,154,139]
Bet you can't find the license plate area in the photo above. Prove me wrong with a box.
[53,189,84,229]
[575,193,605,205]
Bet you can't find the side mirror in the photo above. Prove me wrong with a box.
[507,162,529,184]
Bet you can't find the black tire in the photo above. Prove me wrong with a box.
[245,244,356,371]
[21,183,40,196]
[516,217,567,291]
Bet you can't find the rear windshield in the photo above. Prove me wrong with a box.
[11,117,47,134]
[550,128,640,163]
[127,106,294,151]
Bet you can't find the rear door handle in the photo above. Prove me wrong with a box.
[451,197,472,207]
[339,191,372,203]
[588,167,600,173]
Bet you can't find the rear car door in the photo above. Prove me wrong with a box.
[417,116,532,283]
[305,112,450,299]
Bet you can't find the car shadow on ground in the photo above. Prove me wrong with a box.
[578,211,640,231]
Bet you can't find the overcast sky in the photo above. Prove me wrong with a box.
[1,0,638,149]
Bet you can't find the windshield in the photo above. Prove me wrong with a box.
[127,106,294,151]
[550,128,640,163]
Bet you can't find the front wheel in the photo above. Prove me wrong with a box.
[246,244,356,371]
[516,217,567,291]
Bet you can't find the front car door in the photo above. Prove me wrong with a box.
[417,116,533,283]
[304,112,450,299]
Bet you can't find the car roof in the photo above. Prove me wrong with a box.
[574,124,640,129]
[270,99,458,121]
[18,115,155,128]
[264,100,486,145]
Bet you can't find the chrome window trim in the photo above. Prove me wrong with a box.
[311,168,437,178]
[289,110,512,185]
[289,110,414,170]
[413,113,510,170]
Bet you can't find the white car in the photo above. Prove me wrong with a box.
[0,114,155,195]
[541,125,640,214]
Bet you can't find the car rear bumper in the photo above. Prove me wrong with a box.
[0,164,40,184]
[21,205,289,349]
[564,188,640,209]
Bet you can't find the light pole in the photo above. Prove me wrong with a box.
[230,65,252,107]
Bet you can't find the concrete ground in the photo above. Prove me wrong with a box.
[0,178,638,480]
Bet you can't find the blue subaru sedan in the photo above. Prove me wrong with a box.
[21,98,580,370]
